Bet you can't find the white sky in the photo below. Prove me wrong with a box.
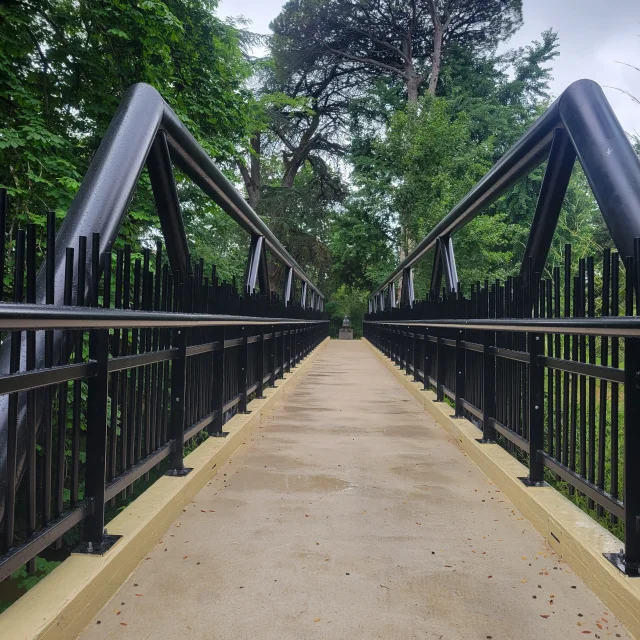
[217,0,640,135]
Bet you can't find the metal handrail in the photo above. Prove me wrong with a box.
[370,79,640,302]
[0,304,329,330]
[364,316,640,337]
[45,82,323,304]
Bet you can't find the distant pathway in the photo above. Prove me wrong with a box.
[80,340,629,640]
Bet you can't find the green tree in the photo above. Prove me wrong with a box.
[0,0,253,260]
[271,0,523,102]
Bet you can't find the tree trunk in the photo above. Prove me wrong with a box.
[238,133,262,209]
[407,73,420,103]
[428,13,444,94]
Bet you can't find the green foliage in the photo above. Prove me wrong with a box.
[0,0,254,249]
[326,285,368,337]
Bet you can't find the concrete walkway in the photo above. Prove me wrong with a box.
[80,341,630,640]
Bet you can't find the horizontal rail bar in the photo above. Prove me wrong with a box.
[489,419,530,453]
[247,381,260,396]
[183,412,218,442]
[104,446,172,501]
[0,362,97,395]
[0,305,329,330]
[365,317,640,337]
[0,501,91,582]
[539,452,625,519]
[460,399,483,421]
[491,347,530,364]
[222,395,241,414]
[185,343,217,357]
[109,349,178,372]
[539,356,624,383]
[462,341,483,353]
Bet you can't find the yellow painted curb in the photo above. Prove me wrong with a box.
[364,338,639,639]
[0,338,330,640]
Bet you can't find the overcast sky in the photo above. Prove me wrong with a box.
[217,0,640,134]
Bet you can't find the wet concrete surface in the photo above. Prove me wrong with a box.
[79,341,630,640]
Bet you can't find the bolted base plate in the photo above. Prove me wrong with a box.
[73,534,122,556]
[604,551,640,576]
[518,476,546,488]
[211,431,229,438]
[165,467,194,477]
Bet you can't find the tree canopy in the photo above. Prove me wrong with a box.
[1,0,636,335]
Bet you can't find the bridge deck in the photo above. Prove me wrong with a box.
[80,341,629,639]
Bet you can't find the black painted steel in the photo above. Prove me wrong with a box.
[366,238,640,573]
[371,80,640,302]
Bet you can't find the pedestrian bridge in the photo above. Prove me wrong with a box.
[2,79,640,639]
[72,342,633,639]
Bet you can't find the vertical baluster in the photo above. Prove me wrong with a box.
[562,245,571,467]
[152,241,162,452]
[133,259,143,466]
[71,236,87,506]
[5,229,25,552]
[42,212,55,528]
[578,259,587,489]
[569,275,579,494]
[587,257,596,510]
[553,267,562,473]
[142,250,152,474]
[597,251,611,516]
[0,189,6,302]
[609,254,621,521]
[544,279,554,458]
[26,225,37,573]
[56,248,74,526]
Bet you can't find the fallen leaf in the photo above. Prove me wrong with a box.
[314,618,321,623]
[540,615,549,619]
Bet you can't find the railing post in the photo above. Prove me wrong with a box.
[607,337,640,574]
[481,330,496,442]
[413,330,419,382]
[436,333,444,402]
[454,329,465,417]
[211,327,227,436]
[524,331,544,486]
[269,324,276,387]
[280,325,286,377]
[423,328,430,389]
[239,326,249,413]
[257,327,266,399]
[168,327,189,474]
[83,329,110,545]
[400,327,411,375]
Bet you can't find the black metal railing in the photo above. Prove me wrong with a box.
[0,82,328,584]
[366,80,640,577]
[0,221,327,583]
